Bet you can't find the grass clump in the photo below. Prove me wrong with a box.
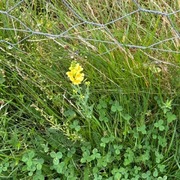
[0,0,180,179]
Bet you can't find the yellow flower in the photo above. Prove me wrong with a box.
[69,63,83,73]
[66,62,84,85]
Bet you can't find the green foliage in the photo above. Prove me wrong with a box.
[0,0,179,179]
[21,150,44,178]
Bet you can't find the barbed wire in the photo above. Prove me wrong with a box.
[0,0,179,53]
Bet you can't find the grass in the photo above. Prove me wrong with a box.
[0,0,180,179]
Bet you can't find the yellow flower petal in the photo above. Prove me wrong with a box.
[74,64,83,72]
[75,73,84,81]
[66,62,84,85]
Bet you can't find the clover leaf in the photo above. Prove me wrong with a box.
[154,120,165,131]
[91,148,101,160]
[137,125,147,134]
[111,101,123,112]
[97,99,107,109]
[166,112,177,123]
[155,151,164,163]
[50,151,63,165]
[70,120,81,132]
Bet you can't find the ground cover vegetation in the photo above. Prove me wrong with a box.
[0,0,180,179]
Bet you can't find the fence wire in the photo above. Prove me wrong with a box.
[0,0,180,54]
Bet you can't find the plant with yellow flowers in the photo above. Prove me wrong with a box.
[66,61,84,85]
[66,61,100,140]
[66,61,92,117]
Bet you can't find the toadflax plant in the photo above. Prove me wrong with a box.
[66,61,101,140]
[66,61,84,85]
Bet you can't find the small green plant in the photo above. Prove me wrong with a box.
[21,150,44,179]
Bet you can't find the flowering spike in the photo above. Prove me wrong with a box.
[66,61,84,85]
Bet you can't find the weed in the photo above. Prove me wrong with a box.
[0,0,179,179]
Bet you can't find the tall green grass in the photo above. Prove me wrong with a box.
[0,0,180,179]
